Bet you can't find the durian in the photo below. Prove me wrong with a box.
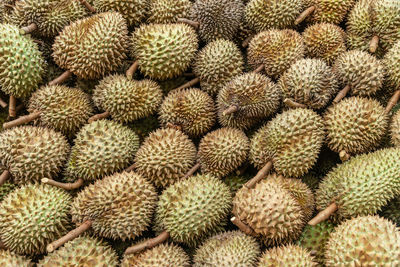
[380,196,400,226]
[223,174,251,196]
[383,40,400,113]
[258,244,318,267]
[391,109,400,147]
[0,250,31,266]
[0,181,16,202]
[127,115,159,143]
[148,0,192,24]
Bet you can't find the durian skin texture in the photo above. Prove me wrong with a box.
[324,97,388,155]
[159,88,216,138]
[0,182,16,202]
[66,120,139,182]
[52,12,129,80]
[193,230,261,267]
[156,174,232,245]
[198,127,250,178]
[190,0,244,43]
[0,250,31,267]
[121,243,190,267]
[0,126,70,185]
[380,196,400,226]
[132,23,198,81]
[384,39,400,93]
[258,244,318,267]
[135,128,197,188]
[148,0,192,24]
[193,39,244,97]
[93,75,163,124]
[28,85,94,136]
[248,29,305,80]
[250,108,325,178]
[0,23,45,98]
[325,216,400,266]
[391,109,400,147]
[0,183,72,255]
[316,148,400,222]
[37,236,119,267]
[302,0,356,25]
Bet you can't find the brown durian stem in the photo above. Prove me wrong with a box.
[126,61,139,80]
[295,6,316,25]
[77,0,96,13]
[175,77,200,91]
[124,231,170,255]
[244,161,273,189]
[3,111,41,129]
[333,84,351,104]
[231,216,257,236]
[125,163,137,172]
[222,105,239,116]
[48,70,72,86]
[308,202,338,225]
[20,23,37,34]
[369,35,379,53]
[88,111,110,123]
[47,220,93,252]
[183,163,201,179]
[253,65,264,73]
[41,178,84,190]
[0,170,10,186]
[177,18,200,29]
[385,90,400,114]
[339,150,351,162]
[0,97,7,108]
[8,96,16,118]
[284,98,306,108]
[242,34,255,48]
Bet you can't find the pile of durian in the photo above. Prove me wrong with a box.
[0,0,400,266]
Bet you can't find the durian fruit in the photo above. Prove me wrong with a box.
[158,88,216,138]
[311,148,400,225]
[217,72,281,130]
[192,39,244,97]
[245,0,303,31]
[134,128,197,188]
[383,40,400,113]
[391,109,400,147]
[248,29,305,80]
[249,108,324,182]
[131,23,198,81]
[0,126,69,186]
[332,50,384,102]
[121,243,190,267]
[125,174,232,254]
[52,12,129,82]
[0,182,16,202]
[148,0,192,24]
[301,173,320,193]
[325,216,400,266]
[186,0,244,43]
[127,115,159,143]
[278,58,338,110]
[302,23,346,65]
[91,0,149,27]
[193,231,261,267]
[0,250,32,266]
[91,75,163,124]
[380,197,400,226]
[297,221,335,264]
[3,85,93,136]
[223,174,251,196]
[0,183,72,255]
[324,97,388,160]
[258,244,318,267]
[38,236,118,267]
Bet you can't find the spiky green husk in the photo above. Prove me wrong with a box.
[0,183,72,255]
[301,174,320,193]
[53,12,129,79]
[66,120,139,182]
[223,174,250,196]
[383,39,400,93]
[132,23,198,81]
[302,0,356,24]
[325,216,400,266]
[258,244,318,267]
[0,250,31,266]
[159,88,216,138]
[148,0,192,23]
[0,23,45,98]
[0,182,16,202]
[380,197,400,226]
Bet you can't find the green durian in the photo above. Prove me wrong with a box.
[0,182,16,202]
[383,39,400,93]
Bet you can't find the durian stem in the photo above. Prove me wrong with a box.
[48,70,72,86]
[165,123,182,131]
[385,90,400,114]
[242,34,255,48]
[284,98,306,108]
[244,161,273,189]
[333,84,351,104]
[20,23,37,34]
[0,170,10,186]
[125,163,137,172]
[308,202,338,225]
[295,6,315,25]
[253,65,264,73]
[47,220,93,253]
[124,231,170,255]
[0,97,7,108]
[369,35,379,53]
[175,77,200,91]
[222,105,239,116]
[126,61,139,80]
[231,216,257,236]
[183,163,201,179]
[41,178,84,190]
[3,111,41,129]
[339,150,351,162]
[77,0,96,13]
[8,96,16,118]
[88,111,110,123]
[177,18,200,29]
